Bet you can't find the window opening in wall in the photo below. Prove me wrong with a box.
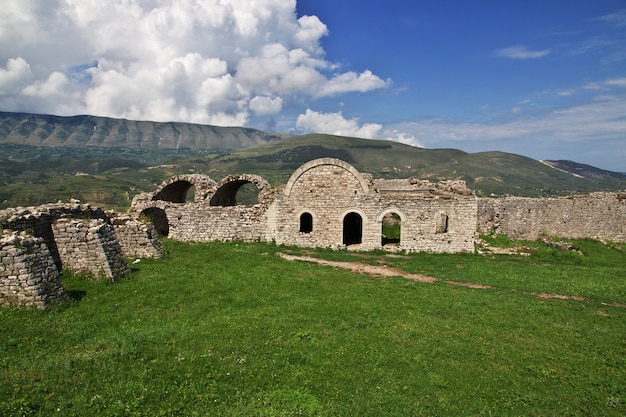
[343,212,363,245]
[185,185,195,202]
[381,212,401,246]
[436,213,449,234]
[140,207,169,237]
[210,181,259,207]
[299,212,313,233]
[156,181,193,203]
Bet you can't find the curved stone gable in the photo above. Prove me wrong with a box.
[284,158,370,197]
[210,174,272,206]
[152,174,216,202]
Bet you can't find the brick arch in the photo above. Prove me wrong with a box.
[152,174,216,203]
[209,174,271,206]
[284,158,370,197]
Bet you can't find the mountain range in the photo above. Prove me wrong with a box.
[1,111,624,209]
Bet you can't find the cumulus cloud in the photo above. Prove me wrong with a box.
[495,45,550,59]
[0,0,388,124]
[296,109,382,139]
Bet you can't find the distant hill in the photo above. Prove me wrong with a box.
[1,112,625,209]
[540,160,626,180]
[197,135,626,197]
[0,111,286,153]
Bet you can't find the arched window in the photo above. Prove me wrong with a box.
[140,208,169,237]
[299,212,313,233]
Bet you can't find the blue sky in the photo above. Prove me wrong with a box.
[1,1,624,171]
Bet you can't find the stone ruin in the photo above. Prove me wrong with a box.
[132,158,625,249]
[2,157,624,308]
[1,200,163,308]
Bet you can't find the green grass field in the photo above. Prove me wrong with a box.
[1,239,625,416]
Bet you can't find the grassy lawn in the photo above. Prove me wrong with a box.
[1,239,624,416]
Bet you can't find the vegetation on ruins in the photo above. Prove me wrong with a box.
[1,238,624,416]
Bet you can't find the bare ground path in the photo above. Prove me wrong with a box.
[277,252,592,303]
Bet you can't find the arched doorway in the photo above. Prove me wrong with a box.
[381,212,401,246]
[343,212,362,246]
[300,212,313,233]
[140,207,169,237]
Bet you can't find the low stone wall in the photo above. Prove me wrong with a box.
[0,233,68,308]
[52,219,131,279]
[113,218,164,259]
[0,201,170,308]
[477,192,626,241]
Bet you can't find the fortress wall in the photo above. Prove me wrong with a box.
[477,193,626,241]
[0,234,68,308]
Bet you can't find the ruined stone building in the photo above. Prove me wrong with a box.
[2,158,624,309]
[132,158,625,249]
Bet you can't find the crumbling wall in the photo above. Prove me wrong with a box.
[112,217,164,259]
[477,192,626,241]
[0,233,68,308]
[52,219,131,279]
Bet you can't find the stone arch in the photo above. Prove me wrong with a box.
[341,210,366,246]
[152,174,216,203]
[209,174,271,206]
[284,158,370,197]
[139,207,170,237]
[377,209,406,246]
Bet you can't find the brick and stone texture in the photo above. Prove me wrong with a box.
[0,233,68,308]
[112,217,164,259]
[133,158,479,253]
[52,219,131,279]
[477,193,626,241]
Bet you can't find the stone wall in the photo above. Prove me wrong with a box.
[0,201,166,308]
[272,159,477,252]
[0,233,68,308]
[134,158,478,253]
[52,219,131,279]
[113,217,164,259]
[477,192,626,241]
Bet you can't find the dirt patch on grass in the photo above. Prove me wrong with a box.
[531,292,585,301]
[277,253,437,283]
[277,253,602,303]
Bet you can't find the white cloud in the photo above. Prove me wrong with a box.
[249,96,283,115]
[385,91,626,170]
[0,0,389,125]
[0,57,32,94]
[317,70,390,97]
[296,109,382,139]
[22,72,69,98]
[495,45,550,59]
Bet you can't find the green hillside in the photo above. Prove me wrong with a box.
[2,118,625,210]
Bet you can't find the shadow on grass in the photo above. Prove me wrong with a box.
[67,290,87,301]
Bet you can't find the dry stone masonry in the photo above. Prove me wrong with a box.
[0,201,164,308]
[0,233,68,308]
